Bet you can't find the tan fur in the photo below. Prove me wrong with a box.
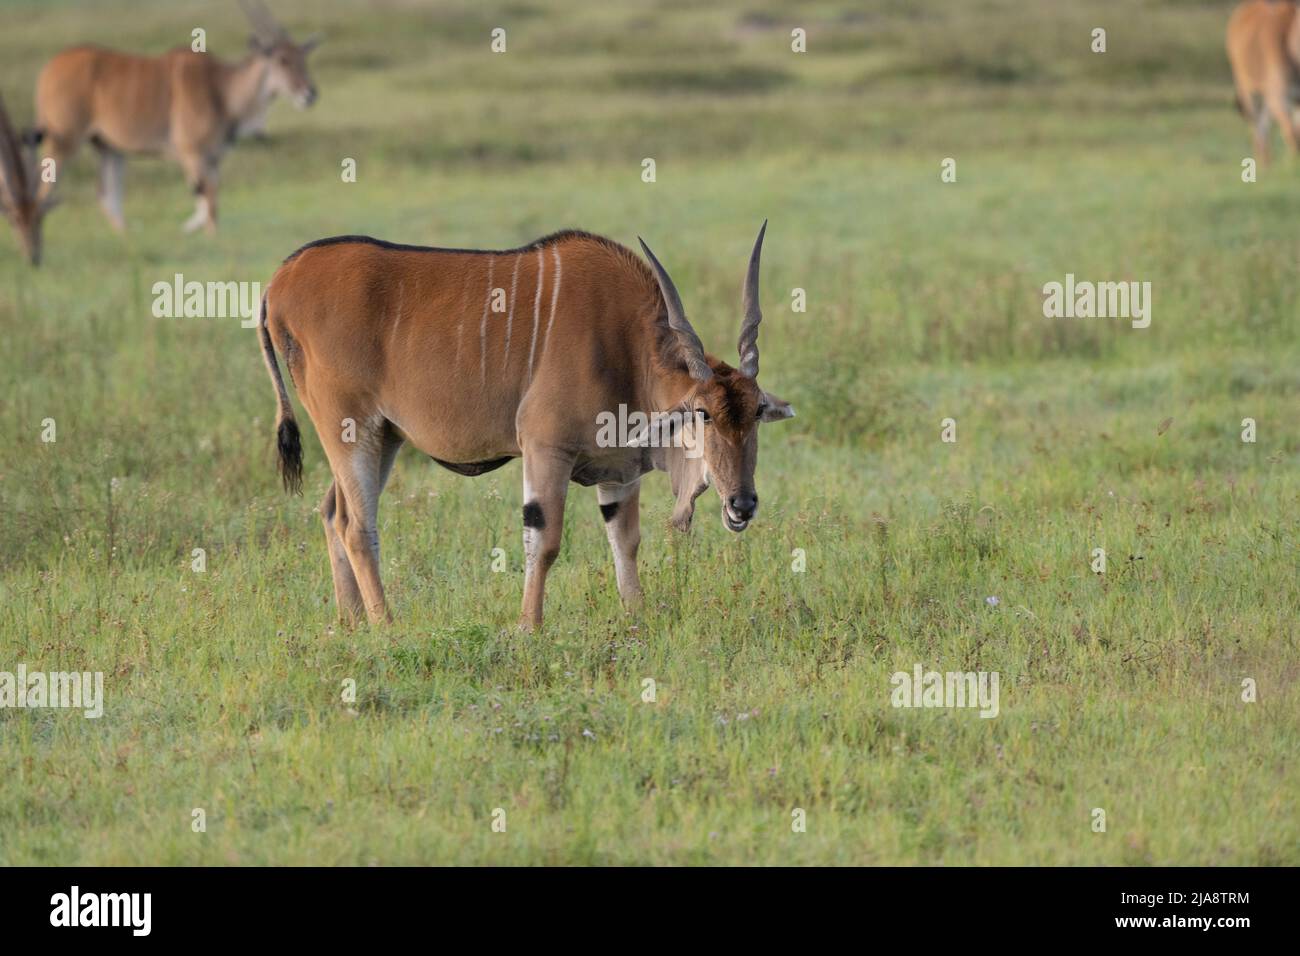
[33,4,317,233]
[1227,0,1300,163]
[260,229,795,630]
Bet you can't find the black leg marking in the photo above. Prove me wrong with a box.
[599,501,619,523]
[522,501,545,529]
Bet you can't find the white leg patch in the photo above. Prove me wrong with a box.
[182,196,211,234]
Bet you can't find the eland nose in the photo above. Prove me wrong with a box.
[728,493,757,521]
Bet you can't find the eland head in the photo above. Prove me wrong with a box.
[240,0,320,109]
[639,222,795,534]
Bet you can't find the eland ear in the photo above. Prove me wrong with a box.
[300,34,322,55]
[759,391,795,423]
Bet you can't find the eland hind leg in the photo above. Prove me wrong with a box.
[1255,105,1273,168]
[1236,83,1271,167]
[1265,89,1297,158]
[92,140,126,232]
[320,480,364,625]
[316,413,403,625]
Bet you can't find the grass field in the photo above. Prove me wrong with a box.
[1,0,1297,865]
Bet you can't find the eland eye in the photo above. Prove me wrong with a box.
[695,408,711,424]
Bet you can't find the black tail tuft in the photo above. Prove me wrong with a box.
[277,418,303,496]
[260,291,304,496]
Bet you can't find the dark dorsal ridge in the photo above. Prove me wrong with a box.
[283,230,627,265]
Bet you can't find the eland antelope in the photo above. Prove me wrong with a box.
[0,93,55,265]
[1227,0,1300,162]
[259,225,795,629]
[32,0,319,234]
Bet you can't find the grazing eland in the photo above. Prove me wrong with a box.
[0,93,55,266]
[1227,0,1300,163]
[259,225,795,629]
[31,0,319,234]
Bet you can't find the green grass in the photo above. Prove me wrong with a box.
[0,0,1297,865]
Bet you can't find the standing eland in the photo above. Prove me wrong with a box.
[1227,0,1300,163]
[259,225,796,630]
[31,0,319,234]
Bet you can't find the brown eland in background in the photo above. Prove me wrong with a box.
[259,225,795,630]
[1227,0,1300,163]
[0,93,56,266]
[31,0,319,235]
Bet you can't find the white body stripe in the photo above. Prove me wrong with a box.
[454,299,464,364]
[388,281,405,351]
[541,247,562,360]
[479,257,495,386]
[527,248,545,380]
[503,254,521,369]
